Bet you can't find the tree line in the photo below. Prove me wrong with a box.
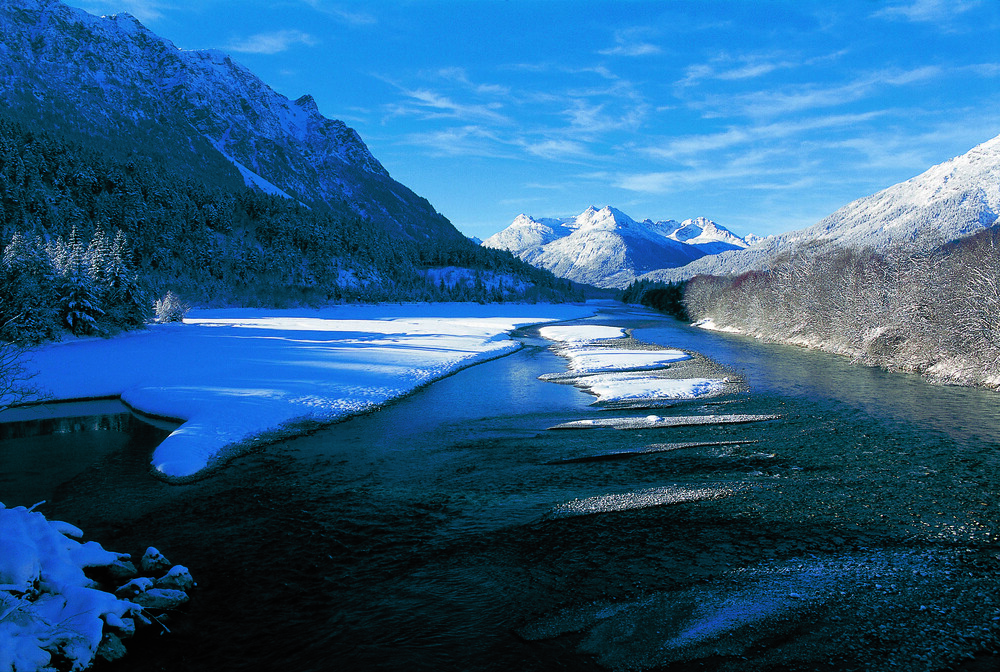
[0,113,574,345]
[678,228,1000,387]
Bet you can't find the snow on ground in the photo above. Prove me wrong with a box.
[575,373,728,404]
[10,303,594,479]
[537,325,626,343]
[0,503,135,672]
[560,348,691,373]
[692,318,744,334]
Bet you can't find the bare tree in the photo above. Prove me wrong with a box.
[0,317,46,410]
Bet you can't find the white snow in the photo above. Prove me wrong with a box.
[0,503,137,672]
[537,324,730,404]
[536,325,626,343]
[8,303,594,478]
[559,348,690,373]
[576,373,727,404]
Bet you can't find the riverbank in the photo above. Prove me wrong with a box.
[693,318,1000,390]
[6,303,595,479]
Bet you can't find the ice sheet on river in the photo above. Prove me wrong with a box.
[12,304,594,478]
[548,414,780,430]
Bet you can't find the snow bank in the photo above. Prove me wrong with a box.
[18,303,593,478]
[0,503,134,672]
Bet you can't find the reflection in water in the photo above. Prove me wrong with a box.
[4,307,1000,671]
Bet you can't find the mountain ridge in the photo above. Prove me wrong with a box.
[0,0,464,245]
[641,133,1000,283]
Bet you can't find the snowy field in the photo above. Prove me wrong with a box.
[6,303,594,479]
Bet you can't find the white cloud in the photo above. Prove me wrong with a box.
[389,88,509,125]
[678,53,798,87]
[300,1,377,26]
[598,27,662,57]
[522,139,591,161]
[689,66,948,119]
[874,0,981,22]
[644,112,888,161]
[226,30,318,55]
[401,126,516,159]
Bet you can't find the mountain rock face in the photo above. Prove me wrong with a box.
[482,206,748,288]
[0,0,464,244]
[642,133,1000,282]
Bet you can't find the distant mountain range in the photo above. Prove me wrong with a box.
[483,206,751,288]
[642,133,1000,283]
[0,0,463,246]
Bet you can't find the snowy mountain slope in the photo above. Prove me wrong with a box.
[483,206,747,288]
[0,0,464,244]
[642,133,1000,282]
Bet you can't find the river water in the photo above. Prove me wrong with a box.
[7,306,1000,671]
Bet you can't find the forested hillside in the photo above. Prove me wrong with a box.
[677,228,1000,388]
[0,115,574,344]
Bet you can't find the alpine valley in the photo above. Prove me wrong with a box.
[0,0,572,341]
[482,206,752,289]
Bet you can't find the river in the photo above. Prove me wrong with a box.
[6,306,1000,672]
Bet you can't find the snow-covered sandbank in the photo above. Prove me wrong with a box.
[13,303,594,479]
[537,323,733,405]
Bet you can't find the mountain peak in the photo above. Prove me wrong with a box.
[484,206,746,288]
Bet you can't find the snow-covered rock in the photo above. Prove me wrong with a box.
[642,133,1000,282]
[483,206,747,288]
[0,503,196,672]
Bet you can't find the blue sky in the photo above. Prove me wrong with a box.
[74,0,999,240]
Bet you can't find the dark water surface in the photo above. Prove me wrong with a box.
[8,307,1000,671]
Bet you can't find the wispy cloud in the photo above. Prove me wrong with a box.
[689,66,947,119]
[300,0,377,26]
[521,139,592,162]
[386,87,509,125]
[436,67,511,96]
[402,126,517,159]
[644,112,888,161]
[226,30,318,55]
[598,27,662,57]
[678,52,799,88]
[873,0,981,23]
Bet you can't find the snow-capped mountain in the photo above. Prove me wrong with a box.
[0,0,464,244]
[642,133,1000,282]
[482,206,748,288]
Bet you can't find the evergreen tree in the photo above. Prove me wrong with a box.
[57,225,104,335]
[0,232,60,343]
